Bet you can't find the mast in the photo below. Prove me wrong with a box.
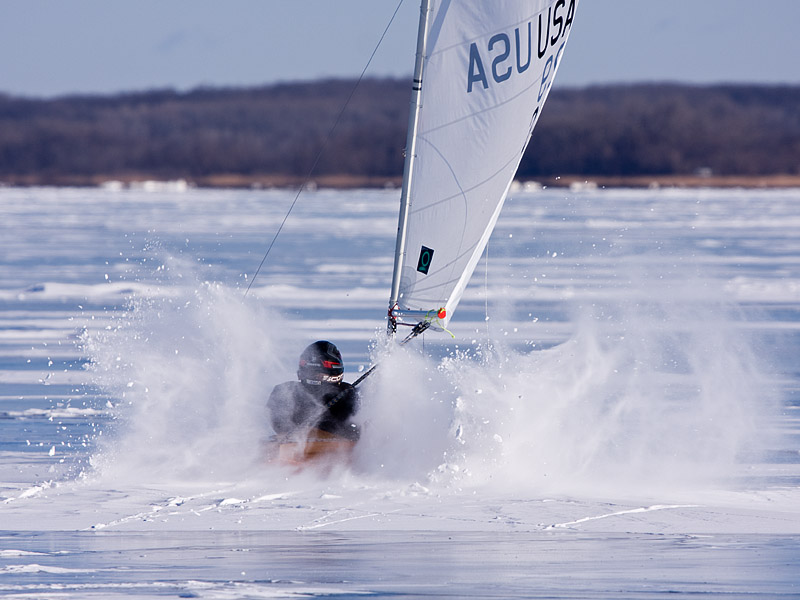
[387,0,432,336]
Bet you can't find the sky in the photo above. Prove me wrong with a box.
[1,0,799,98]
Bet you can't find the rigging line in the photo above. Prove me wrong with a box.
[244,0,407,297]
[484,240,490,343]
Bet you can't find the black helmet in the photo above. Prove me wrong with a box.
[298,341,344,385]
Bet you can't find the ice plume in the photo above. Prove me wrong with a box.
[84,266,296,483]
[356,281,777,497]
[444,302,771,495]
[82,257,777,498]
[354,347,455,479]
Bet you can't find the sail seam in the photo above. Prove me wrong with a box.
[408,143,520,214]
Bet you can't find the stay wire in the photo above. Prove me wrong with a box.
[245,0,407,297]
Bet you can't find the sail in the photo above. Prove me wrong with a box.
[390,0,579,331]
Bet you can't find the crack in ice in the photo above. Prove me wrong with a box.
[547,504,700,529]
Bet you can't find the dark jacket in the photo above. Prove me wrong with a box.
[267,381,360,441]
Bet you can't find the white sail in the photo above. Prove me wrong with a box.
[389,0,579,332]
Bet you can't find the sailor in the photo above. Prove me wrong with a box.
[267,340,360,441]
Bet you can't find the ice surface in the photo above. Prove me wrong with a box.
[1,186,799,597]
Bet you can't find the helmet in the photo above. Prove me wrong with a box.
[297,341,344,385]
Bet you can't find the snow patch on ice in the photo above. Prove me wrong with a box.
[1,563,96,574]
[3,407,108,419]
[0,281,179,302]
[0,550,48,557]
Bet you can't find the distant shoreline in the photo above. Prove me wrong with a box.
[3,173,800,190]
[4,83,799,190]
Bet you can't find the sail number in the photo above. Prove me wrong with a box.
[467,0,576,94]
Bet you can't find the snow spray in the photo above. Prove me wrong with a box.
[357,270,777,497]
[83,256,296,483]
[83,255,777,497]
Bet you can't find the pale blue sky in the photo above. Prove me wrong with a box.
[2,0,798,98]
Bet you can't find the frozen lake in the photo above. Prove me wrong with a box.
[1,185,799,598]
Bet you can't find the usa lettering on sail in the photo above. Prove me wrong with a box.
[467,0,575,94]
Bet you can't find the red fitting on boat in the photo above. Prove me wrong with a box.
[387,303,398,334]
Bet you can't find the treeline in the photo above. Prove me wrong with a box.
[521,84,800,177]
[1,79,798,185]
